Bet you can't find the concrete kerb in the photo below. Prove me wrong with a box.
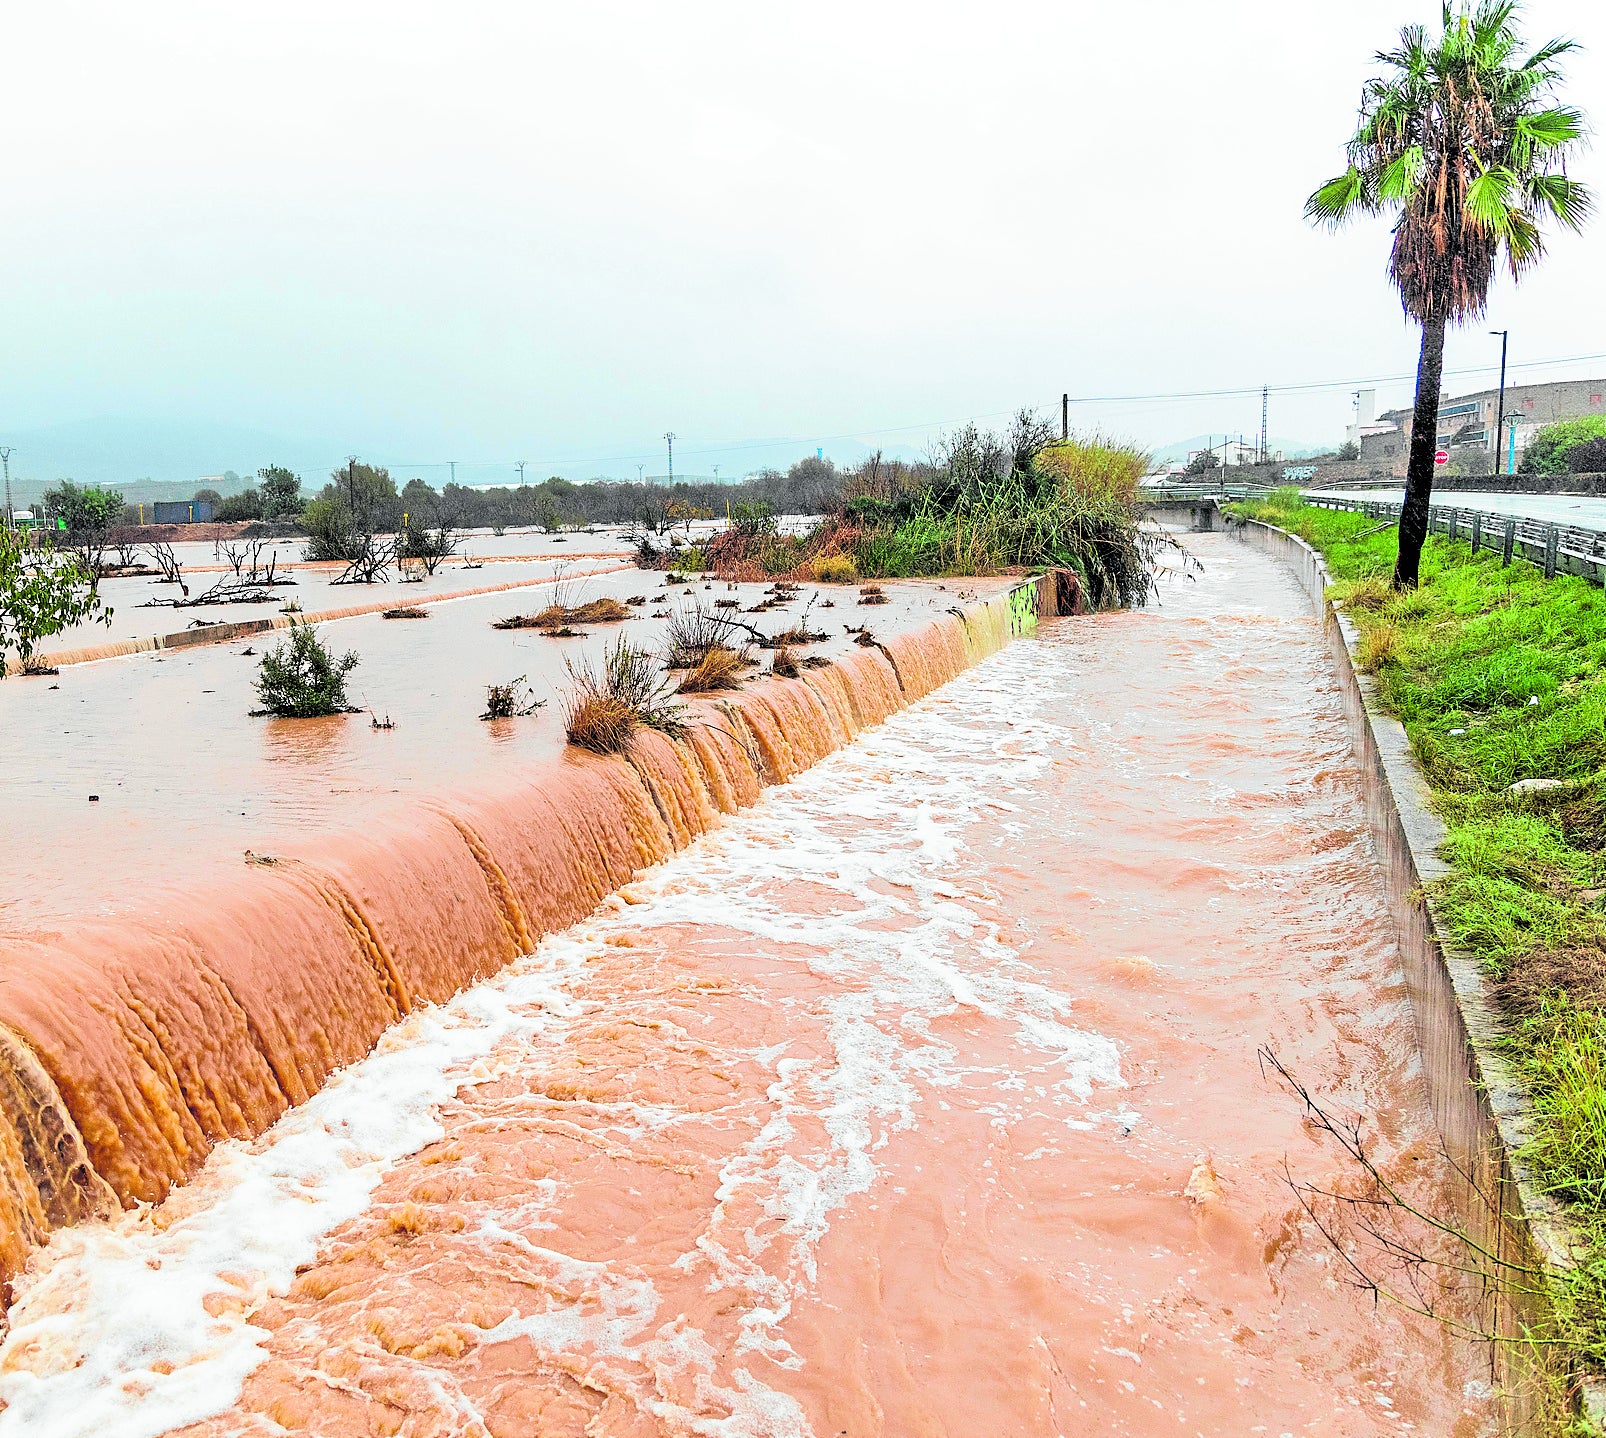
[1227,515,1606,1432]
[4,563,634,676]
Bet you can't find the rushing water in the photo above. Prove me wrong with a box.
[0,535,1493,1435]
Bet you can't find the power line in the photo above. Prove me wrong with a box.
[1063,348,1606,406]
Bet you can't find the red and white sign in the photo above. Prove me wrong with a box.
[1434,449,1450,465]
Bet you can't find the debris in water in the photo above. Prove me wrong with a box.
[1184,1155,1223,1205]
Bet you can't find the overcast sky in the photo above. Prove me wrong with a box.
[2,0,1602,480]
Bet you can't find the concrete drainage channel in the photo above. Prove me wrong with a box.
[1230,516,1604,1435]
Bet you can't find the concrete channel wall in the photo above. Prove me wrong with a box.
[1229,517,1605,1433]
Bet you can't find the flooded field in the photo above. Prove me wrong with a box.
[34,526,649,655]
[0,535,1494,1436]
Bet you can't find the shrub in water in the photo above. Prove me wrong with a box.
[481,676,545,720]
[254,622,359,717]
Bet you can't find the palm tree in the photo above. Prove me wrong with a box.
[1307,1,1590,588]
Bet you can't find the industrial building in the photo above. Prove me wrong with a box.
[1350,377,1606,474]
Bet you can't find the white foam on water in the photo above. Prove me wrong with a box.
[0,638,1123,1438]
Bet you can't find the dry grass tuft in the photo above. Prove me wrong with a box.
[770,645,800,678]
[678,645,747,693]
[858,584,888,605]
[382,606,428,619]
[1356,621,1399,672]
[564,693,637,753]
[1338,574,1392,613]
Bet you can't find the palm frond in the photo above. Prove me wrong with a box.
[1305,168,1373,225]
[1529,171,1594,231]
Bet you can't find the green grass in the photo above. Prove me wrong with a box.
[1231,491,1606,1377]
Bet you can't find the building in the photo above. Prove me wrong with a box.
[1357,377,1606,475]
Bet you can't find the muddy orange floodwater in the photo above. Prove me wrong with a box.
[0,534,1494,1436]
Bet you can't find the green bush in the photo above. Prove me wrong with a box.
[253,623,359,717]
[216,488,264,522]
[1520,415,1606,475]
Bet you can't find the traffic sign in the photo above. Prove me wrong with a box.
[1434,449,1449,465]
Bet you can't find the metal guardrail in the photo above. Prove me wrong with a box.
[1140,482,1275,504]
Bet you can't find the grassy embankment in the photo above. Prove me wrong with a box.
[642,427,1164,610]
[1231,488,1606,1375]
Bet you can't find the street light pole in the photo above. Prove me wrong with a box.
[1491,329,1509,474]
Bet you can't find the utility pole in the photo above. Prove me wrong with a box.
[0,447,12,530]
[346,455,357,512]
[449,460,457,486]
[712,464,720,482]
[635,463,645,483]
[1490,329,1509,475]
[515,461,526,485]
[1061,393,1068,441]
[1260,386,1269,463]
[663,432,675,486]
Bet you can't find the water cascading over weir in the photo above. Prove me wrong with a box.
[0,580,1065,1298]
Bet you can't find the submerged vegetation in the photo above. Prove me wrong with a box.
[637,411,1164,607]
[1231,488,1606,1380]
[481,676,545,720]
[253,622,359,717]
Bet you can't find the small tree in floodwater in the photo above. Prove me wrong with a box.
[253,623,359,717]
[1,528,111,675]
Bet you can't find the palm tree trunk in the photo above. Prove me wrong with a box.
[1395,315,1447,588]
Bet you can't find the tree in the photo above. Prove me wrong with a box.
[193,487,223,506]
[217,488,264,521]
[1307,1,1591,587]
[1,527,111,675]
[42,481,125,535]
[258,465,303,519]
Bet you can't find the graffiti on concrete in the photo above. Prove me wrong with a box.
[1008,580,1039,636]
